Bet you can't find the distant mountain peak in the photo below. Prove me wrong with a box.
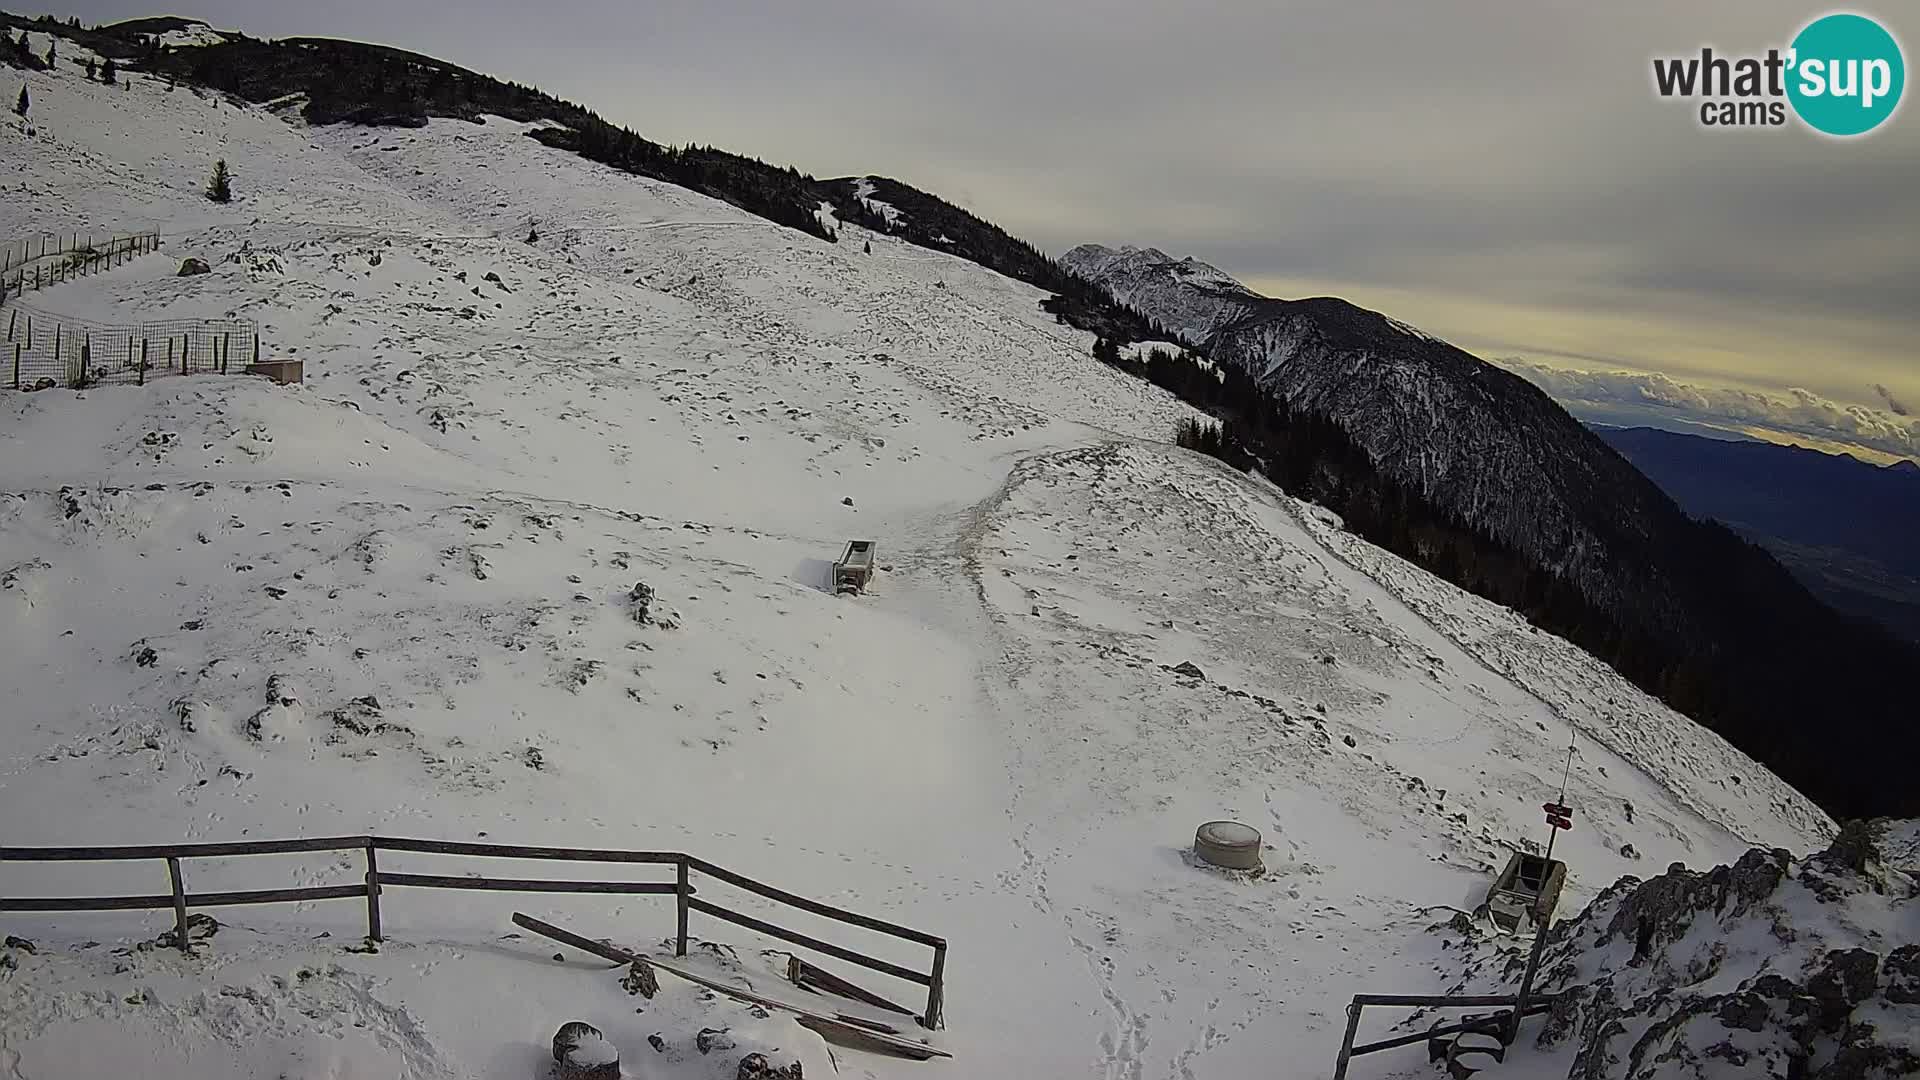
[1060,243,1259,344]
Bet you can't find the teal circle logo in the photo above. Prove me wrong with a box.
[1787,13,1905,136]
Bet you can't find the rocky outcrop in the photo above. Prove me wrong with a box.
[550,1021,618,1079]
[1444,821,1918,1079]
[737,1052,803,1079]
[621,958,659,999]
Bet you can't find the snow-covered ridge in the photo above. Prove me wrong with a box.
[0,52,1834,1080]
[1061,242,1262,345]
[154,21,232,48]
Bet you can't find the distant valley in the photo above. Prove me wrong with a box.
[1594,425,1920,642]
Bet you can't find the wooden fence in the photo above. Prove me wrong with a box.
[1,231,162,304]
[0,835,947,1029]
[5,302,261,390]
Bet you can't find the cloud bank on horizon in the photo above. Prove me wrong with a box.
[1499,359,1920,463]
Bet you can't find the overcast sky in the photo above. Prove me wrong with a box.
[58,1,1920,460]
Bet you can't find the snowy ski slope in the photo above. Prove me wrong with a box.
[0,53,1833,1080]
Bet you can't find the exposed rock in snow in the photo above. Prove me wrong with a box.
[629,580,656,623]
[736,1051,804,1079]
[552,1021,620,1079]
[622,958,660,999]
[1440,820,1919,1079]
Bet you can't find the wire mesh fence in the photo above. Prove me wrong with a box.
[0,232,163,304]
[5,302,261,390]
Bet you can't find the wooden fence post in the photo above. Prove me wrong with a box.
[364,841,383,942]
[252,337,260,365]
[52,323,59,360]
[11,343,19,391]
[167,337,175,374]
[926,942,947,1030]
[166,857,190,954]
[79,336,89,388]
[676,856,690,957]
[6,308,14,340]
[139,338,148,385]
[221,333,230,374]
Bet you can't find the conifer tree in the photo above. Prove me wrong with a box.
[14,84,27,117]
[84,57,96,81]
[100,57,116,85]
[206,159,233,203]
[45,37,55,67]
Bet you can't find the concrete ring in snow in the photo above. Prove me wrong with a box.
[1194,820,1263,870]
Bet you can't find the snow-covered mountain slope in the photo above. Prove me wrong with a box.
[0,56,1836,1080]
[1060,243,1260,346]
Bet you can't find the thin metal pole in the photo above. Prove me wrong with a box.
[1332,1000,1363,1080]
[1513,736,1576,1043]
[1544,736,1574,865]
[166,857,190,953]
[364,841,383,942]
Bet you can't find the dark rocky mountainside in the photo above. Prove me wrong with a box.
[1064,244,1920,820]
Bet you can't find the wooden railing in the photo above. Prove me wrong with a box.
[0,835,947,1029]
[1,232,162,304]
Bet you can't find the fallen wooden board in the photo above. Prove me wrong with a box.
[511,911,638,966]
[646,954,952,1061]
[511,913,951,1061]
[788,954,916,1017]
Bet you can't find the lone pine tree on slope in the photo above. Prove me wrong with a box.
[206,159,233,203]
[14,83,26,117]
